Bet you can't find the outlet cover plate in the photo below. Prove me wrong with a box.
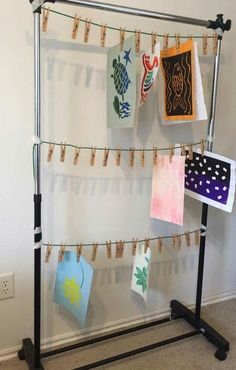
[0,273,14,300]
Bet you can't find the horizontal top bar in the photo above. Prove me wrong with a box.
[51,0,210,28]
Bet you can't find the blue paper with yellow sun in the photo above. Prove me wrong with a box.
[53,251,93,327]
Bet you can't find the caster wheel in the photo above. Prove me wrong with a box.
[215,349,227,361]
[18,349,25,361]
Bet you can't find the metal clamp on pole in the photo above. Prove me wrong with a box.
[30,0,55,13]
[207,14,231,36]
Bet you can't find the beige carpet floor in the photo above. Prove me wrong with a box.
[1,299,236,370]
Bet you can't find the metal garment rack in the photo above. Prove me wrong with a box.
[18,1,231,369]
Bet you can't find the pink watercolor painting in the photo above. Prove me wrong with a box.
[150,155,185,225]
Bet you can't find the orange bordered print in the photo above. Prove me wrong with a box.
[161,39,195,121]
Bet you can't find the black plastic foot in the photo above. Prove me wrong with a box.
[215,349,227,361]
[18,348,25,361]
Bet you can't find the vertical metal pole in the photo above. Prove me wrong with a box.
[195,36,222,320]
[33,11,42,368]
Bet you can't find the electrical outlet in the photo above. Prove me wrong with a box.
[0,273,14,300]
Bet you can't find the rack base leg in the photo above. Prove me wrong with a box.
[18,338,44,370]
[170,300,229,361]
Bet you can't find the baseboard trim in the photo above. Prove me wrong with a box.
[1,290,236,362]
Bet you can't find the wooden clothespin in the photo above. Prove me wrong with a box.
[119,240,125,258]
[84,18,91,43]
[47,142,54,162]
[158,238,163,253]
[58,244,66,262]
[100,23,107,47]
[144,238,150,254]
[129,148,135,167]
[135,30,141,53]
[103,147,110,167]
[115,241,120,259]
[195,230,200,246]
[213,32,218,55]
[181,144,186,157]
[153,147,158,166]
[90,147,96,166]
[116,147,121,166]
[120,27,126,51]
[185,231,191,247]
[169,145,175,163]
[200,139,205,157]
[45,244,52,263]
[60,142,66,163]
[175,34,180,50]
[91,243,98,262]
[203,34,208,55]
[188,144,193,160]
[188,34,193,41]
[71,14,80,40]
[73,146,81,165]
[163,33,169,54]
[42,7,50,32]
[132,238,137,256]
[151,32,157,54]
[106,240,112,259]
[76,244,83,262]
[140,149,145,167]
[171,234,176,248]
[176,234,182,250]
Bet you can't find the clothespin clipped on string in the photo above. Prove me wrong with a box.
[120,28,126,51]
[90,147,96,166]
[100,24,107,47]
[144,238,150,254]
[171,234,176,248]
[185,231,191,247]
[58,244,66,262]
[42,7,50,32]
[116,147,121,166]
[135,30,141,53]
[47,142,54,162]
[119,240,125,258]
[176,234,182,250]
[153,147,158,166]
[132,238,137,256]
[188,144,193,160]
[73,146,81,165]
[200,139,205,157]
[195,230,200,246]
[129,148,135,167]
[203,34,208,55]
[103,147,110,167]
[71,14,80,40]
[84,19,91,43]
[151,32,157,54]
[91,243,98,262]
[115,241,120,259]
[163,33,169,55]
[158,238,163,253]
[213,32,218,55]
[76,244,83,262]
[45,244,52,263]
[106,240,112,259]
[169,145,175,163]
[175,34,180,50]
[140,149,145,167]
[188,34,193,41]
[181,144,186,157]
[60,142,66,162]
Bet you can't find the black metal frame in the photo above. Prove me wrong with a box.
[18,1,231,369]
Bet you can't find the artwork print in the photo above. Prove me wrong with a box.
[138,42,160,106]
[131,245,151,303]
[185,149,236,212]
[53,251,94,326]
[107,35,136,128]
[150,155,185,226]
[161,40,195,121]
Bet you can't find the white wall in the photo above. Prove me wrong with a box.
[0,0,236,356]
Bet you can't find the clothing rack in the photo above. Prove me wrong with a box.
[18,1,231,369]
